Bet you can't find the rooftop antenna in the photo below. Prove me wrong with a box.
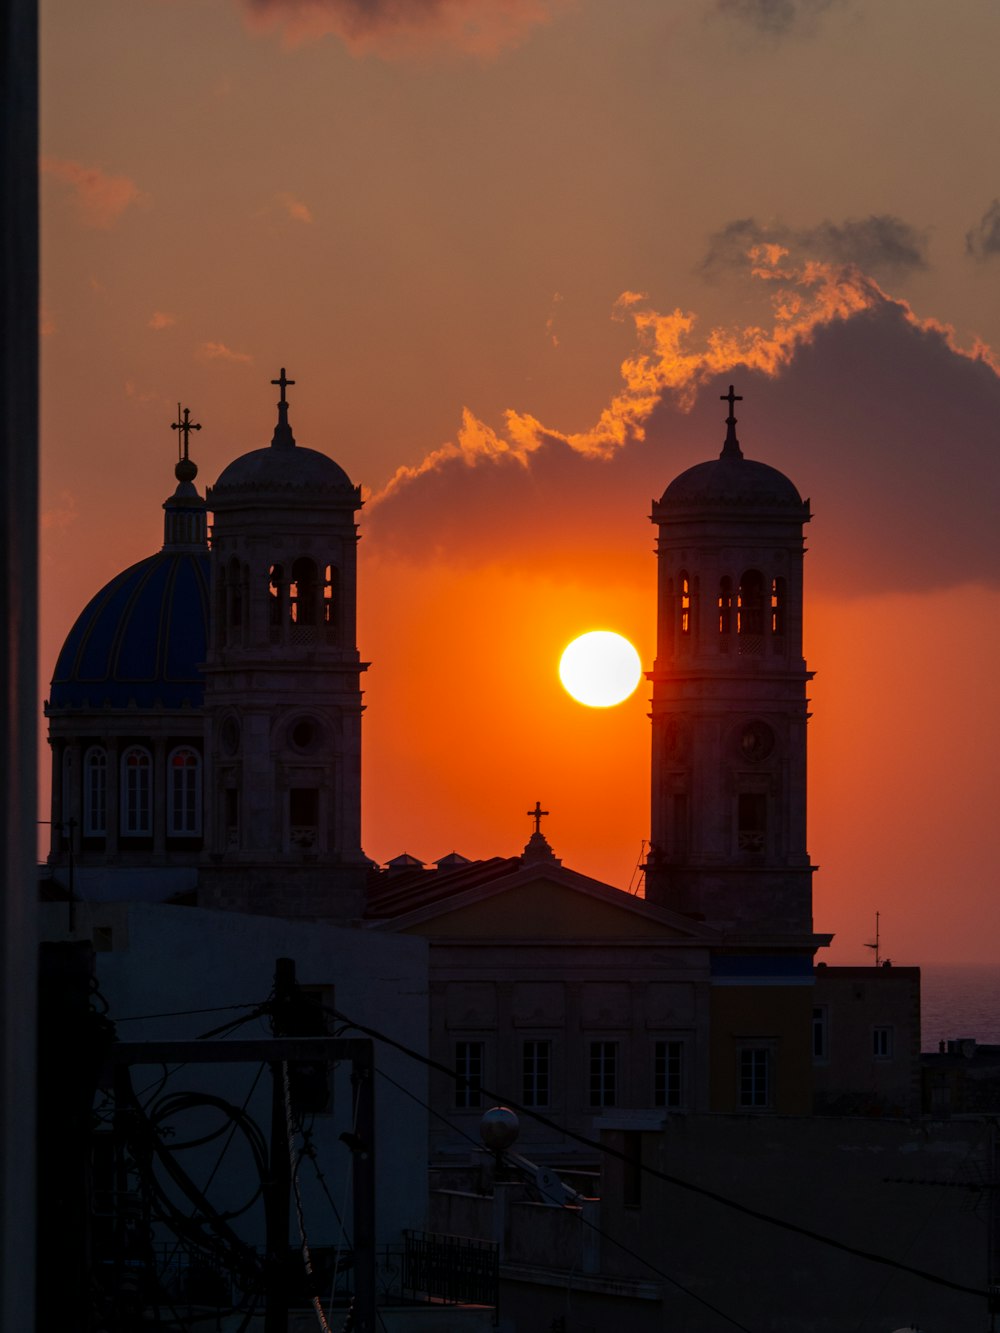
[864,910,881,967]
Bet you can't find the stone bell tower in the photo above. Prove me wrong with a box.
[645,387,815,935]
[199,370,369,920]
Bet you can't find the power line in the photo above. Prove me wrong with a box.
[329,1005,985,1302]
[372,1063,755,1332]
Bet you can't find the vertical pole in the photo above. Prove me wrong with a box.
[352,1043,376,1333]
[0,0,38,1326]
[265,959,296,1333]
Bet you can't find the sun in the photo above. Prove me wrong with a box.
[559,631,642,708]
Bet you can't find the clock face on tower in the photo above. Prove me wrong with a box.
[737,720,775,762]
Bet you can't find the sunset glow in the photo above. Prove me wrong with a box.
[39,2,1000,962]
[558,632,642,708]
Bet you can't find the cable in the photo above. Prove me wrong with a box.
[283,1062,336,1333]
[114,1001,264,1023]
[371,1062,755,1332]
[328,1004,986,1301]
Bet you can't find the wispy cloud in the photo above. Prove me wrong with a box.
[238,0,562,58]
[275,191,314,223]
[965,199,1000,262]
[148,311,177,330]
[367,254,1000,598]
[41,490,79,533]
[41,157,146,229]
[197,341,254,365]
[701,215,928,282]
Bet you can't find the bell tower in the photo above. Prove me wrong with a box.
[199,370,369,920]
[646,387,815,934]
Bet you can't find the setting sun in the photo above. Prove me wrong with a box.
[559,631,642,708]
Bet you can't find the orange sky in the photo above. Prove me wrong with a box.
[39,0,1000,963]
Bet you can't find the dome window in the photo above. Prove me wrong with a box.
[289,557,319,629]
[323,564,338,634]
[770,577,786,637]
[168,746,202,837]
[737,570,765,654]
[718,577,733,638]
[269,563,286,639]
[121,746,152,837]
[83,746,107,837]
[679,572,691,636]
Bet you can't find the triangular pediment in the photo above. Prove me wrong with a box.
[367,862,716,943]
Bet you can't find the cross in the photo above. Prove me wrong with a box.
[527,801,549,836]
[271,367,295,407]
[170,403,201,461]
[720,385,742,418]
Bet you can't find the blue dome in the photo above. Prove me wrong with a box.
[49,550,210,710]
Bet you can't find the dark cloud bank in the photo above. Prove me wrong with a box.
[367,294,1000,599]
[701,216,929,281]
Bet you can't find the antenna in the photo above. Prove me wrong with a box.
[863,910,881,967]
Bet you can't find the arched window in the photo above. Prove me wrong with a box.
[737,570,764,636]
[228,556,243,629]
[167,746,202,836]
[679,572,691,636]
[269,563,285,629]
[83,746,107,836]
[121,746,152,836]
[289,557,318,626]
[771,577,786,636]
[718,577,733,636]
[216,564,228,648]
[323,564,338,631]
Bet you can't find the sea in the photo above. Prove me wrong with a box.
[919,963,1000,1050]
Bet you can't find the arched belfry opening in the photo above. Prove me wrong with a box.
[646,385,814,935]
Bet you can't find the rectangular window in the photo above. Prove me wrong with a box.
[812,1006,829,1063]
[290,787,319,826]
[454,1041,484,1109]
[654,1040,684,1108]
[739,1048,770,1109]
[224,787,239,846]
[522,1040,551,1109]
[737,793,767,853]
[589,1041,618,1108]
[873,1026,894,1060]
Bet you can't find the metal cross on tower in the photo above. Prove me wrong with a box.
[527,801,549,836]
[271,367,295,407]
[170,404,201,461]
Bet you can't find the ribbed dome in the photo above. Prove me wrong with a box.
[49,551,210,710]
[659,453,805,512]
[212,444,356,495]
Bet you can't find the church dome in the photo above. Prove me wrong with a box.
[210,369,358,500]
[212,443,356,495]
[659,453,805,511]
[49,550,210,711]
[657,385,806,516]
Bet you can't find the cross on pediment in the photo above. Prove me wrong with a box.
[527,801,549,836]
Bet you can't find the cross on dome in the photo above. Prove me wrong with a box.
[270,367,297,449]
[170,403,200,482]
[720,383,744,461]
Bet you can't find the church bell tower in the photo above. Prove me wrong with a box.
[646,387,815,935]
[199,370,368,920]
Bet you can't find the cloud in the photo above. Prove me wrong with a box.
[41,490,79,533]
[275,191,314,223]
[965,199,1000,261]
[701,216,928,282]
[714,0,840,37]
[148,311,177,330]
[41,157,145,229]
[367,256,1000,598]
[197,341,254,365]
[238,0,561,57]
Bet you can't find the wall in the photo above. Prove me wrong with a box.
[813,965,921,1114]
